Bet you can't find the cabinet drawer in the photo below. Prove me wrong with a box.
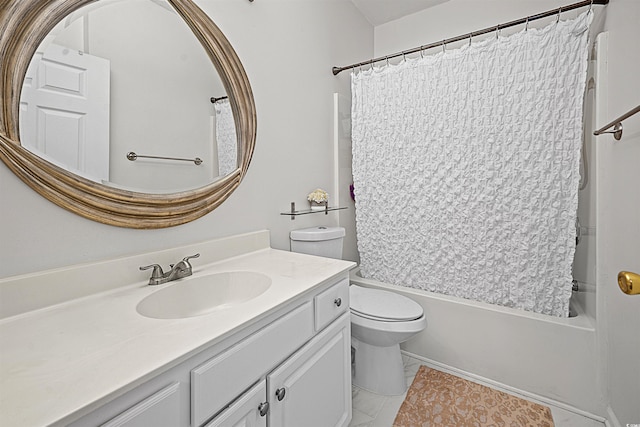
[191,302,313,427]
[101,383,181,427]
[315,278,349,332]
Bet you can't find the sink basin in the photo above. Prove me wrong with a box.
[136,271,271,319]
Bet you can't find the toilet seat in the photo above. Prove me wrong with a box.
[350,284,423,322]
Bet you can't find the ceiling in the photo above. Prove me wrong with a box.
[350,0,449,26]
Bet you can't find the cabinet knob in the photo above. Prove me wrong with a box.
[258,401,269,417]
[275,387,286,401]
[334,298,342,307]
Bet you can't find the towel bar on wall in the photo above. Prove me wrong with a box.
[126,151,203,165]
[593,104,640,140]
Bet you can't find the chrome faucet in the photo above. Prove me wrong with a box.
[140,253,200,285]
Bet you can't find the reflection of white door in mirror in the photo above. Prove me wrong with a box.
[20,43,110,183]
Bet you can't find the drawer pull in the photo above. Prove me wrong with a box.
[258,401,269,417]
[334,298,342,307]
[276,387,286,401]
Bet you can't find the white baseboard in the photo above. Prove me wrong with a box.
[401,350,608,425]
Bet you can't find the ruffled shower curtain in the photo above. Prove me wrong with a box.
[351,12,592,317]
[214,99,237,177]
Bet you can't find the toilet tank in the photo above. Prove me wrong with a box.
[290,226,345,259]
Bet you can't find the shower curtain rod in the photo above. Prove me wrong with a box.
[332,0,608,75]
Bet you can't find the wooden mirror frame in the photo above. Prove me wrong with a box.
[0,0,256,228]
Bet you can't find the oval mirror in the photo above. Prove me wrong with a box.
[0,0,256,228]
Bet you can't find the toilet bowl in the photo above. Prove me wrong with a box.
[287,228,425,395]
[350,284,426,396]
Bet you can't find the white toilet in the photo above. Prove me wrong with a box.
[289,226,427,396]
[350,284,426,395]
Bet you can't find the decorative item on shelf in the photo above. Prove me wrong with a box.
[307,188,329,211]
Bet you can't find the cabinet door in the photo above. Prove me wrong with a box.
[267,313,351,427]
[204,380,267,427]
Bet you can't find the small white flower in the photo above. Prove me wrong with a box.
[307,188,328,203]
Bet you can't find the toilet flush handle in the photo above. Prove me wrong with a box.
[334,298,342,307]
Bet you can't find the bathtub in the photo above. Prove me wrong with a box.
[350,267,601,416]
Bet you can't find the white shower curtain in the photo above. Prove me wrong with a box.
[214,99,237,177]
[351,12,592,317]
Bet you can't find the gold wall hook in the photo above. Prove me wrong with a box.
[618,271,640,295]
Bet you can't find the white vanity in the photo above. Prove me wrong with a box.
[0,231,355,427]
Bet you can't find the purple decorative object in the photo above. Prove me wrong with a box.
[349,184,355,201]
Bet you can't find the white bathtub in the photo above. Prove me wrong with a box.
[350,267,601,416]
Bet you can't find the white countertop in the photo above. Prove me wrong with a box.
[0,245,354,427]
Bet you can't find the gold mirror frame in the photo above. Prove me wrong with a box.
[0,0,256,228]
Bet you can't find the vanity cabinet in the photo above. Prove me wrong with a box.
[208,312,350,427]
[191,302,315,426]
[72,277,351,427]
[267,312,351,427]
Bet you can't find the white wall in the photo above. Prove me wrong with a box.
[374,0,600,57]
[0,0,372,278]
[573,56,598,319]
[597,2,640,425]
[89,1,222,191]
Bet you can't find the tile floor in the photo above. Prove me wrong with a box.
[349,354,605,427]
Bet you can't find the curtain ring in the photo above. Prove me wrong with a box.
[442,40,445,53]
[556,7,561,23]
[402,51,406,62]
[386,56,389,66]
[495,26,500,39]
[420,47,424,58]
[589,0,593,12]
[468,33,472,47]
[525,17,529,31]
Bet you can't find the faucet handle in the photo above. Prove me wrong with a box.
[182,253,200,265]
[140,264,164,279]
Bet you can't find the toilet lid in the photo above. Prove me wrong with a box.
[350,285,423,321]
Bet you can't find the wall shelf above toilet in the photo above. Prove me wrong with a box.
[281,202,347,220]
